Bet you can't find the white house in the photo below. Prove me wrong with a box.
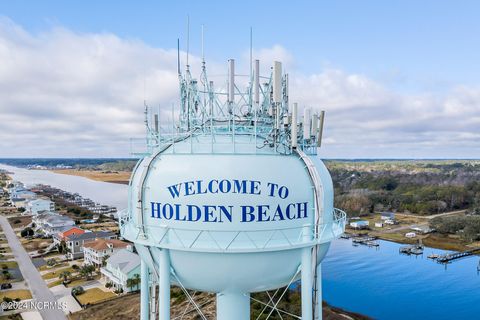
[381,212,396,221]
[411,225,433,234]
[101,249,141,293]
[64,231,116,260]
[25,199,55,216]
[350,220,369,229]
[10,189,36,202]
[83,238,131,268]
[34,212,75,236]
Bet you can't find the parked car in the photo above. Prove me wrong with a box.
[1,283,12,290]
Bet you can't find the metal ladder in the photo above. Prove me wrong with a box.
[295,148,324,320]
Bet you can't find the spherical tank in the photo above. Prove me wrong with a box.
[119,58,346,320]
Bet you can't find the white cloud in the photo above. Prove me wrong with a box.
[0,18,479,158]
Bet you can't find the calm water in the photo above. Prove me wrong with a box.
[2,164,479,319]
[0,164,128,211]
[323,239,480,319]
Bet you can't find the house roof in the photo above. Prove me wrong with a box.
[27,199,52,205]
[83,238,130,251]
[66,231,115,241]
[351,220,369,225]
[107,249,140,274]
[45,215,74,225]
[57,227,86,239]
[381,212,395,216]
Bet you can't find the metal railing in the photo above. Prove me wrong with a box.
[119,208,346,253]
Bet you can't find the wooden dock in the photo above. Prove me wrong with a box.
[399,244,424,255]
[352,236,379,247]
[437,248,480,264]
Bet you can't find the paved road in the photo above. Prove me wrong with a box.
[395,209,466,220]
[0,216,66,320]
[382,210,467,234]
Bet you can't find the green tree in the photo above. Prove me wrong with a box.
[126,278,134,292]
[59,271,71,283]
[132,273,140,291]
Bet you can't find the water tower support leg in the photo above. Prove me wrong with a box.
[158,249,171,320]
[140,259,150,320]
[315,263,323,320]
[216,292,250,320]
[302,224,313,320]
[302,247,313,320]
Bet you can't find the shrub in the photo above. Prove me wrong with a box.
[72,286,84,296]
[20,227,34,237]
[46,259,57,267]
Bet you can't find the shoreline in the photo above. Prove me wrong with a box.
[50,169,130,185]
[346,229,478,252]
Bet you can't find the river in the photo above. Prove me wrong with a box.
[2,164,479,319]
[0,164,128,211]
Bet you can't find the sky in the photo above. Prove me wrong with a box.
[0,0,479,158]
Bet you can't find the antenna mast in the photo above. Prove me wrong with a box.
[186,15,190,68]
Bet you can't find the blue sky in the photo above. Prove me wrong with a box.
[4,0,480,91]
[0,1,479,158]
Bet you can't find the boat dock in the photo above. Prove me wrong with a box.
[399,244,424,255]
[436,248,480,264]
[352,236,379,247]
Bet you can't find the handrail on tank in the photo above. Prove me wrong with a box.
[118,208,346,253]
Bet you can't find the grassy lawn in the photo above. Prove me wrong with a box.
[7,216,31,228]
[38,262,68,271]
[0,261,18,269]
[42,266,76,280]
[0,247,12,254]
[47,279,63,288]
[67,274,101,288]
[22,238,52,252]
[75,288,116,305]
[0,289,32,300]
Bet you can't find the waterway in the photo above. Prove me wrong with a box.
[2,163,479,319]
[0,164,128,211]
[323,239,480,319]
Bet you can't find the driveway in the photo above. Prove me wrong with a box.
[0,216,66,320]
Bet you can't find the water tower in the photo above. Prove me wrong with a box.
[119,52,346,320]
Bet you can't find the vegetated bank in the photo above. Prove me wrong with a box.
[68,289,371,320]
[330,160,480,251]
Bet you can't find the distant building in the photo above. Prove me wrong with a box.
[25,199,55,216]
[11,198,27,208]
[64,231,116,260]
[83,238,131,268]
[100,248,140,293]
[349,220,369,229]
[384,219,397,225]
[374,222,384,228]
[34,212,75,236]
[381,212,396,221]
[10,189,36,202]
[411,225,433,234]
[52,227,87,246]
